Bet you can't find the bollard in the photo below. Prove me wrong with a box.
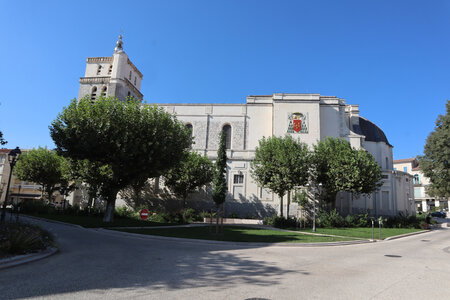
[371,219,374,241]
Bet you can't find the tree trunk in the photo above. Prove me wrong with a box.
[279,194,284,217]
[287,191,291,218]
[103,190,118,222]
[215,204,220,234]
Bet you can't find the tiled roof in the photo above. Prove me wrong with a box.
[393,158,417,164]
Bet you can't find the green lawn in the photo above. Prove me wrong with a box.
[295,227,422,239]
[24,213,180,228]
[113,226,357,243]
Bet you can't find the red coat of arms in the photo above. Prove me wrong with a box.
[292,113,302,132]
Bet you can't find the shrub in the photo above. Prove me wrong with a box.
[181,208,196,223]
[114,206,136,219]
[199,210,216,220]
[264,216,297,228]
[0,222,54,256]
[20,201,56,215]
[229,212,239,218]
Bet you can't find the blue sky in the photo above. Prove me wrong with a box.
[0,0,448,159]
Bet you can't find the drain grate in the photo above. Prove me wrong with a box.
[384,254,402,258]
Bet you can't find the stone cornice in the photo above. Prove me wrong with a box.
[123,78,143,99]
[127,58,143,78]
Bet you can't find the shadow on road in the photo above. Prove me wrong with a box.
[0,218,308,299]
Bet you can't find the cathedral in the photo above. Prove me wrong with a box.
[77,36,415,217]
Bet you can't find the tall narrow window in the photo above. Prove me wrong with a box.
[108,65,113,75]
[185,123,193,137]
[97,65,102,75]
[222,125,231,149]
[403,166,408,173]
[385,157,389,169]
[129,71,132,80]
[90,86,97,101]
[127,91,131,98]
[101,86,107,97]
[134,76,137,85]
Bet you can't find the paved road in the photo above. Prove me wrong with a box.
[1,217,449,300]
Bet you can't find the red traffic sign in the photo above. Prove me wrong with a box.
[139,209,149,220]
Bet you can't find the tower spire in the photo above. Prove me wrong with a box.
[114,34,124,53]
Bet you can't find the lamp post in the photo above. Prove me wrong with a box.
[0,147,22,223]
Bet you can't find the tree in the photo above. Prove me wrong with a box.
[0,130,6,145]
[14,147,66,202]
[418,100,450,197]
[50,96,192,222]
[250,135,310,217]
[311,137,382,209]
[66,159,113,209]
[212,131,228,232]
[164,151,213,208]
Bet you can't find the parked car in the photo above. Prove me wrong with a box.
[431,211,447,218]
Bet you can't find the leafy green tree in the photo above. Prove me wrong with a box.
[0,130,6,145]
[66,159,113,208]
[14,147,66,201]
[212,131,228,231]
[311,137,382,209]
[50,96,192,222]
[250,135,310,217]
[164,151,213,208]
[418,100,450,197]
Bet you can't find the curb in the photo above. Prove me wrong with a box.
[98,228,375,248]
[384,229,430,241]
[19,215,85,229]
[0,247,58,270]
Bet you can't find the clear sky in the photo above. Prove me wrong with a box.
[0,0,448,159]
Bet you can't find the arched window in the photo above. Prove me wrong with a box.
[129,71,132,80]
[101,86,107,97]
[97,65,102,75]
[222,124,231,149]
[90,86,97,101]
[108,65,113,75]
[127,91,131,98]
[185,123,193,137]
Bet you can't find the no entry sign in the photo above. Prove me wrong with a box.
[139,209,149,220]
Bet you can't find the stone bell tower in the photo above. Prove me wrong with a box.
[78,35,144,101]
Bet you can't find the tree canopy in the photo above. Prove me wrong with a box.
[0,130,6,145]
[418,100,450,197]
[250,135,310,216]
[14,147,67,201]
[311,137,382,208]
[49,96,192,222]
[164,151,213,207]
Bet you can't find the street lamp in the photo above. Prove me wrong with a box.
[0,147,22,223]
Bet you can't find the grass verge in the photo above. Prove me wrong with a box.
[113,226,357,243]
[23,213,181,228]
[295,227,423,239]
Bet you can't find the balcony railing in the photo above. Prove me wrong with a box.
[80,77,111,84]
[87,57,113,63]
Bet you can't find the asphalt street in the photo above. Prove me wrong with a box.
[1,216,449,299]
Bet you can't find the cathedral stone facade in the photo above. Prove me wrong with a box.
[77,37,415,218]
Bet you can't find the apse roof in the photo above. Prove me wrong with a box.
[356,116,392,147]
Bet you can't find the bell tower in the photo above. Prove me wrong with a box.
[78,35,144,101]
